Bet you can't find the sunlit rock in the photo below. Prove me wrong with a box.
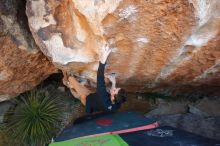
[26,0,220,97]
[0,0,57,101]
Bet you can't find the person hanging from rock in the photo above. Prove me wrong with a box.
[62,44,127,113]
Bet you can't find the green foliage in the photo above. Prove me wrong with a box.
[5,90,64,146]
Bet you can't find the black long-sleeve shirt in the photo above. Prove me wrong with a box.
[86,62,121,113]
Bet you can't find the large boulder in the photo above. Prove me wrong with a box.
[189,97,220,117]
[146,113,220,140]
[26,0,220,97]
[0,0,57,101]
[146,98,189,116]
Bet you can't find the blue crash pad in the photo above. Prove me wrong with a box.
[120,126,220,146]
[55,112,157,142]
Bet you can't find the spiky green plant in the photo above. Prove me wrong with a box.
[5,90,64,146]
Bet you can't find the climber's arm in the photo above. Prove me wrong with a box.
[105,73,117,101]
[96,44,112,94]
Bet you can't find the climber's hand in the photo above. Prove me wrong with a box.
[105,73,116,83]
[100,44,112,64]
[62,71,74,88]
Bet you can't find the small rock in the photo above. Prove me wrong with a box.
[155,98,167,105]
[137,95,143,100]
[58,86,65,92]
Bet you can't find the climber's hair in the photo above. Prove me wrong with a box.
[115,89,127,104]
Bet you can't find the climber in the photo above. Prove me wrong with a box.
[63,44,127,113]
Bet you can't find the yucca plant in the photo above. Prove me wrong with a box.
[5,90,64,146]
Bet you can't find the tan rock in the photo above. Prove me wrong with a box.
[26,0,220,97]
[0,0,57,101]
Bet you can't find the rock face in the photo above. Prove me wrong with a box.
[146,99,189,116]
[26,0,220,97]
[0,0,57,101]
[145,98,220,140]
[147,113,220,140]
[189,98,220,117]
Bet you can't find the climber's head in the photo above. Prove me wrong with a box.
[110,88,127,104]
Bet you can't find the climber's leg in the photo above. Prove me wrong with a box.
[62,71,91,105]
[67,76,92,105]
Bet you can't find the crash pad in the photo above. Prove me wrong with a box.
[50,134,128,146]
[55,112,158,142]
[120,126,220,146]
